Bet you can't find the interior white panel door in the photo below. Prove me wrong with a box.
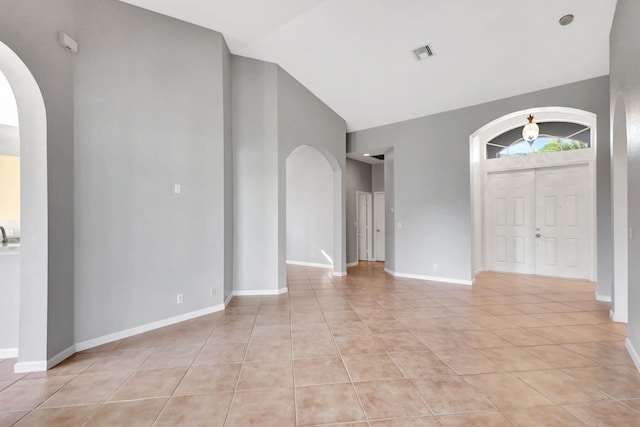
[486,170,535,274]
[374,192,385,261]
[535,164,591,279]
[357,193,373,261]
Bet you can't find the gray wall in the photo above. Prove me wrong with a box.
[384,148,395,272]
[286,146,334,266]
[372,164,384,192]
[349,76,610,286]
[74,0,229,342]
[0,0,77,361]
[345,158,372,264]
[610,0,640,362]
[222,40,233,303]
[232,56,280,293]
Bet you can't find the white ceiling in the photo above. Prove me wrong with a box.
[120,0,617,132]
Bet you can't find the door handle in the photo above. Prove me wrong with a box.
[536,233,542,238]
[376,229,380,232]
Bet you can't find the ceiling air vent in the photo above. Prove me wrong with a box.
[413,44,434,61]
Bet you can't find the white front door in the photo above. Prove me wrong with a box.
[535,164,592,279]
[486,170,536,274]
[486,164,592,280]
[357,192,373,261]
[374,192,385,261]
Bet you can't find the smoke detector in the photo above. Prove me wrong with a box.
[413,44,435,61]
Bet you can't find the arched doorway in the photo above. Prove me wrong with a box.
[284,145,344,279]
[611,94,628,322]
[0,41,49,372]
[470,107,598,283]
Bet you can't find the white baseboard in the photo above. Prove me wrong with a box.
[224,293,233,307]
[596,293,612,302]
[75,303,226,352]
[385,268,472,286]
[14,360,47,373]
[47,344,76,369]
[286,260,333,269]
[0,348,18,359]
[332,271,347,277]
[626,338,640,373]
[347,261,358,268]
[233,288,288,297]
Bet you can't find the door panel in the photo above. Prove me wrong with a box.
[357,193,372,261]
[486,170,536,274]
[535,164,591,279]
[374,192,385,261]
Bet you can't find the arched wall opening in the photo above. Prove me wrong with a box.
[611,94,629,322]
[470,107,598,284]
[0,41,49,372]
[284,144,344,279]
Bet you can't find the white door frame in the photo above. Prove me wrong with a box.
[470,107,598,283]
[373,191,385,261]
[356,191,373,261]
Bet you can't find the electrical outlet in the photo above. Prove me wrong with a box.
[174,184,181,194]
[433,264,438,271]
[177,293,183,304]
[210,288,216,297]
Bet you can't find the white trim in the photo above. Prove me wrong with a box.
[75,303,226,352]
[14,360,47,373]
[347,261,359,267]
[286,260,332,269]
[47,345,76,369]
[332,271,347,277]
[625,338,640,373]
[385,268,472,286]
[384,267,395,275]
[224,293,233,307]
[596,293,612,303]
[233,288,288,297]
[0,348,18,359]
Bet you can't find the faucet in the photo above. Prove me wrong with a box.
[0,226,7,246]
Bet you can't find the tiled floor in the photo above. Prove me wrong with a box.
[1,262,639,426]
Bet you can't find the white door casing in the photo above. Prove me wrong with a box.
[374,192,385,261]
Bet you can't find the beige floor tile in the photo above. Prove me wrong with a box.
[522,345,596,368]
[245,339,292,362]
[138,346,200,370]
[109,367,186,401]
[0,410,29,427]
[503,406,588,426]
[453,330,512,348]
[342,353,404,381]
[293,337,339,359]
[85,398,167,426]
[437,411,513,426]
[207,327,252,345]
[562,366,640,399]
[355,379,431,420]
[226,388,295,427]
[375,332,429,352]
[369,417,441,426]
[193,343,247,366]
[412,376,495,414]
[237,360,293,391]
[14,404,100,427]
[154,392,232,427]
[334,335,385,355]
[296,383,365,426]
[564,400,640,426]
[84,349,154,374]
[42,374,125,408]
[0,376,75,410]
[479,347,552,371]
[432,349,501,375]
[250,325,292,342]
[294,357,349,386]
[490,328,553,346]
[623,399,640,411]
[462,373,554,409]
[161,332,210,348]
[174,364,241,395]
[389,351,454,378]
[515,370,608,404]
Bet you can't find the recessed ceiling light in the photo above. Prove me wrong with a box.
[559,14,574,26]
[412,44,435,61]
[363,153,371,157]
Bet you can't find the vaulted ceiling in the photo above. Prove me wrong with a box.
[120,0,617,132]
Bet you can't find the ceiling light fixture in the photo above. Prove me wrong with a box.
[412,45,435,61]
[522,114,539,144]
[559,14,574,26]
[363,153,371,157]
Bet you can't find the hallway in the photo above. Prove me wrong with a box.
[0,262,638,426]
